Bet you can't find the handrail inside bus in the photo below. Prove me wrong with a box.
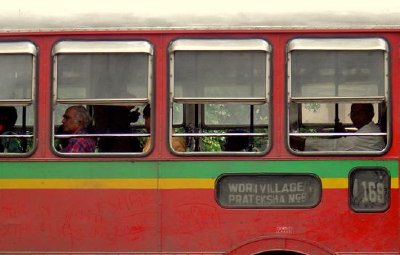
[55,98,149,105]
[173,97,267,104]
[289,96,385,103]
[289,132,386,137]
[172,132,268,137]
[0,134,34,138]
[54,133,150,138]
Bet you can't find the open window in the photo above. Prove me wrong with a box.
[0,42,36,155]
[52,41,153,155]
[169,39,270,154]
[287,38,389,155]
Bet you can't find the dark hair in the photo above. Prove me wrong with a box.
[355,103,374,114]
[351,103,375,120]
[365,103,374,116]
[0,106,18,129]
[224,129,250,151]
[143,104,150,119]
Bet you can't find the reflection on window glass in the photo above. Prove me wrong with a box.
[173,103,183,125]
[174,51,266,98]
[0,55,33,100]
[57,53,148,99]
[291,51,385,98]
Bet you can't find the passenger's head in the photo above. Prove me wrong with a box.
[62,106,92,133]
[143,104,150,132]
[350,103,374,129]
[224,130,250,151]
[0,106,18,132]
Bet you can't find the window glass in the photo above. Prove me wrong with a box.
[298,103,379,125]
[172,103,183,126]
[291,51,385,98]
[174,51,266,99]
[57,53,148,99]
[205,104,268,126]
[0,55,33,100]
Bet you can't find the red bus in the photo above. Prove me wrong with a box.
[0,1,398,254]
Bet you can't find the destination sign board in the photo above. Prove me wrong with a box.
[216,174,321,208]
[349,167,390,212]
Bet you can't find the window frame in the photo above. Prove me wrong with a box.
[0,41,37,156]
[169,39,271,155]
[52,40,153,156]
[287,38,390,155]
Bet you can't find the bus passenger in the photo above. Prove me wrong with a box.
[223,130,250,151]
[93,105,142,152]
[0,106,22,153]
[142,104,186,152]
[290,103,385,151]
[60,106,96,153]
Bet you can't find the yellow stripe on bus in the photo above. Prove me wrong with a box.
[321,178,348,189]
[321,178,399,189]
[0,178,397,189]
[159,178,214,189]
[391,179,398,188]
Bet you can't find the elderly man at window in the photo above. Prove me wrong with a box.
[60,106,96,153]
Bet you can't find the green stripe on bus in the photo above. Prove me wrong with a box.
[158,160,398,178]
[0,162,157,178]
[0,160,397,179]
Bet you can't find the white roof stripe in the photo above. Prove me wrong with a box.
[1,0,400,32]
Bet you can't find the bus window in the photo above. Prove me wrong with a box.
[287,38,389,154]
[52,41,153,155]
[169,39,270,154]
[0,42,36,155]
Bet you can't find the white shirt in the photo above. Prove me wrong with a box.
[305,122,385,151]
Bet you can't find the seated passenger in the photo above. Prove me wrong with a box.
[93,105,142,152]
[223,130,250,152]
[54,124,68,151]
[60,106,96,153]
[0,106,22,153]
[290,103,385,151]
[142,104,186,152]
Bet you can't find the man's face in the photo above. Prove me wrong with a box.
[350,104,373,129]
[62,108,80,133]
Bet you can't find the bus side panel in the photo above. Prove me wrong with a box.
[0,189,159,252]
[159,160,398,253]
[161,188,398,253]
